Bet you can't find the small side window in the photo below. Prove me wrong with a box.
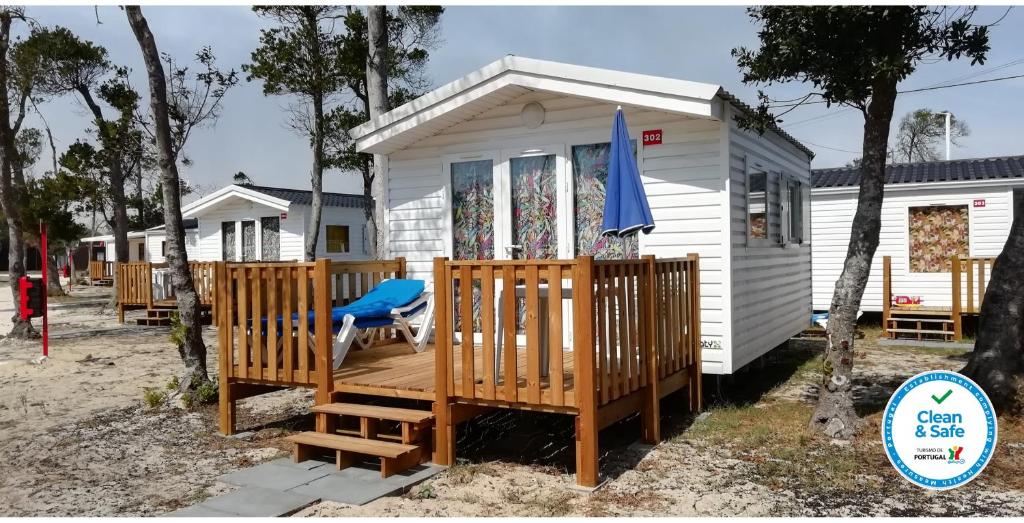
[326,225,350,253]
[788,178,804,244]
[747,167,769,243]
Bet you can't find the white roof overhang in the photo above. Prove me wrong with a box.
[350,56,724,155]
[181,184,291,218]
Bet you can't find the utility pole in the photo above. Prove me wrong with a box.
[939,111,952,161]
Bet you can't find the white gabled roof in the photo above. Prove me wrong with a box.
[181,184,291,218]
[349,56,726,155]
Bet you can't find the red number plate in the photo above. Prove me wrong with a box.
[642,129,662,146]
[973,199,986,208]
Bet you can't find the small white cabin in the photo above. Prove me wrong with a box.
[180,184,370,262]
[143,219,200,263]
[811,155,1024,312]
[80,231,147,262]
[349,56,815,374]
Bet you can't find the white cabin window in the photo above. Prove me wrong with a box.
[783,176,806,244]
[746,164,780,245]
[221,221,236,261]
[326,225,350,253]
[260,217,280,261]
[1014,188,1023,221]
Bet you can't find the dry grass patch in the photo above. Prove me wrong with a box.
[681,400,885,492]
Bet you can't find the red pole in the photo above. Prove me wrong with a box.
[40,222,48,358]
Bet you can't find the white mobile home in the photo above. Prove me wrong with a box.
[811,155,1024,312]
[143,219,200,263]
[348,56,814,374]
[80,231,148,262]
[180,184,370,262]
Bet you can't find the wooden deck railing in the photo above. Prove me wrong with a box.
[89,260,114,282]
[882,255,996,340]
[432,254,701,485]
[217,258,407,434]
[115,261,220,323]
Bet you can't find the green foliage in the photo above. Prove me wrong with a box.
[166,375,180,391]
[732,6,991,131]
[232,171,254,186]
[181,376,218,410]
[169,311,187,347]
[142,387,167,409]
[244,6,444,191]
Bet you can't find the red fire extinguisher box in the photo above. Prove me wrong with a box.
[19,276,44,319]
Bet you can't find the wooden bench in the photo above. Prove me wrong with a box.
[285,431,423,478]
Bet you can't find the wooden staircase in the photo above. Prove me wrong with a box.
[135,304,213,327]
[885,308,956,341]
[285,403,434,478]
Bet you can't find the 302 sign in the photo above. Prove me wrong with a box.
[642,129,662,146]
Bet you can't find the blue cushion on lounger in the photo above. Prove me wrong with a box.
[260,279,426,333]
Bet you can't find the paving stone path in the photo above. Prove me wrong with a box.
[167,458,443,516]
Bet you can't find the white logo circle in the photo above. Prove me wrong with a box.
[882,370,997,490]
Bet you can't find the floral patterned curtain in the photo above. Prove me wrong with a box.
[221,221,236,261]
[260,217,280,261]
[451,160,494,260]
[572,142,638,259]
[451,159,494,332]
[909,205,969,273]
[241,220,256,262]
[510,155,558,259]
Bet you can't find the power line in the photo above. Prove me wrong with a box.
[780,72,1024,129]
[791,137,861,154]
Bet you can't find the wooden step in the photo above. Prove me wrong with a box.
[285,431,423,478]
[136,318,171,326]
[885,328,954,335]
[888,318,954,324]
[311,403,434,424]
[889,308,953,317]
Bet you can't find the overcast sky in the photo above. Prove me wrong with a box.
[23,5,1024,196]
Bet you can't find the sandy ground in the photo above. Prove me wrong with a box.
[1,287,1022,516]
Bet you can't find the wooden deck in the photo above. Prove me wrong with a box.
[333,342,577,408]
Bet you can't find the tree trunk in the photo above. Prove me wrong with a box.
[0,14,33,338]
[366,5,389,259]
[811,76,898,439]
[46,253,64,296]
[305,92,325,262]
[961,194,1024,410]
[126,6,210,389]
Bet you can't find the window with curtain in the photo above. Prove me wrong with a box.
[261,216,280,261]
[572,142,638,259]
[241,220,256,261]
[747,169,769,242]
[221,221,236,261]
[451,159,494,260]
[908,205,969,272]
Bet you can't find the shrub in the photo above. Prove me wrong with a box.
[143,387,167,409]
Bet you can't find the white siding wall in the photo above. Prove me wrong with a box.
[194,198,305,261]
[811,184,1021,311]
[103,239,146,262]
[383,90,731,373]
[727,110,814,372]
[311,204,370,260]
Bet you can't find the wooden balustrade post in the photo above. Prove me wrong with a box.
[640,255,660,444]
[216,262,235,435]
[951,256,963,341]
[397,256,407,279]
[688,253,703,412]
[432,257,455,466]
[116,263,125,323]
[882,256,892,339]
[313,259,335,433]
[573,255,599,487]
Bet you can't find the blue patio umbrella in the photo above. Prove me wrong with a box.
[601,107,655,237]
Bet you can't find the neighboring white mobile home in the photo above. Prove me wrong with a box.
[80,231,147,262]
[811,155,1024,312]
[181,184,370,262]
[348,56,814,374]
[143,219,200,263]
